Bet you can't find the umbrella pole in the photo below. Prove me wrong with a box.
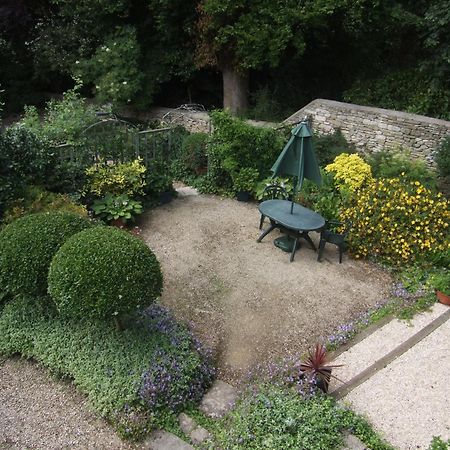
[290,140,304,214]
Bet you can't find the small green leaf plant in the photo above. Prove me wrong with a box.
[92,194,142,223]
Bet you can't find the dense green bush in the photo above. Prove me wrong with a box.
[312,129,355,166]
[0,126,56,218]
[48,226,163,320]
[435,136,450,179]
[0,212,92,297]
[180,132,209,175]
[204,110,283,194]
[0,296,215,438]
[215,384,392,450]
[367,148,437,190]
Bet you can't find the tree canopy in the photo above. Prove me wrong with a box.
[0,0,449,119]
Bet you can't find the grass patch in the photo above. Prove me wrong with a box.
[0,295,215,439]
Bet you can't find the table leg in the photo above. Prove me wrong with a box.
[302,232,317,252]
[290,237,299,262]
[257,221,276,242]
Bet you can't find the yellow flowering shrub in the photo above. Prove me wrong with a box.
[84,159,146,197]
[341,178,450,265]
[325,153,373,192]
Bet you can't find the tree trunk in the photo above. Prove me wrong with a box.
[222,66,249,115]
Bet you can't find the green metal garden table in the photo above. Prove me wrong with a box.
[257,199,326,262]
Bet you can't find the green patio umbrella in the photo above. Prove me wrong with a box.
[271,121,322,213]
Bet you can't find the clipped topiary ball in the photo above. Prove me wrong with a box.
[48,226,163,320]
[0,212,93,297]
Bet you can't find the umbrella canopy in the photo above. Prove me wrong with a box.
[271,121,322,213]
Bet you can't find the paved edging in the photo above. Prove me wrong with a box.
[332,306,450,400]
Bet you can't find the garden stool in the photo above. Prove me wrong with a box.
[317,220,351,264]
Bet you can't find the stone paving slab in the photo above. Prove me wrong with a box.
[199,380,238,418]
[342,314,450,450]
[329,303,448,392]
[144,430,193,450]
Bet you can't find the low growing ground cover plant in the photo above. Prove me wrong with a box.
[0,296,215,439]
[214,384,392,450]
[48,226,162,323]
[0,212,92,298]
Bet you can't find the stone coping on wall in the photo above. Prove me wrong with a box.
[284,98,450,128]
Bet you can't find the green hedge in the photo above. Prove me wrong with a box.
[48,226,163,320]
[0,212,92,297]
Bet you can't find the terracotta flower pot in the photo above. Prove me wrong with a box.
[436,290,450,306]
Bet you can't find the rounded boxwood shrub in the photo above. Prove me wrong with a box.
[48,226,163,319]
[0,211,93,297]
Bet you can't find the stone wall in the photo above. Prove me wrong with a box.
[284,99,450,167]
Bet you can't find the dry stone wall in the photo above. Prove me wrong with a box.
[283,99,450,167]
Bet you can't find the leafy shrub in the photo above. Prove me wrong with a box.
[20,81,98,146]
[48,226,163,320]
[231,167,259,193]
[341,178,450,265]
[215,384,392,450]
[142,159,174,204]
[180,133,209,174]
[205,110,283,193]
[313,129,355,166]
[297,171,344,222]
[84,159,146,198]
[367,148,437,190]
[0,126,56,217]
[435,136,450,178]
[0,296,215,437]
[0,212,92,297]
[2,186,87,224]
[325,153,373,193]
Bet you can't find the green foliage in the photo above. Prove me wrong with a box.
[232,167,259,193]
[0,125,56,217]
[343,69,450,120]
[91,194,143,223]
[142,160,174,204]
[74,27,144,106]
[0,296,214,435]
[435,136,450,178]
[205,110,283,193]
[427,436,450,450]
[313,129,355,166]
[341,178,450,265]
[180,133,209,175]
[215,385,392,450]
[2,186,87,225]
[48,226,163,320]
[367,148,437,190]
[0,212,92,297]
[21,82,98,146]
[84,159,146,198]
[428,270,450,296]
[297,171,344,222]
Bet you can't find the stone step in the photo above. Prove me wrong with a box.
[199,380,238,419]
[143,430,194,450]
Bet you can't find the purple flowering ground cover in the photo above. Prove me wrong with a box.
[0,296,215,439]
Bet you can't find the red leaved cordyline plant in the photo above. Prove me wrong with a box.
[299,343,344,392]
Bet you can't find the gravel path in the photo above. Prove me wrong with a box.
[0,358,142,450]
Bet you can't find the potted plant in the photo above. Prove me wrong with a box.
[299,343,343,393]
[232,168,259,202]
[91,193,143,227]
[144,160,175,205]
[429,271,450,305]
